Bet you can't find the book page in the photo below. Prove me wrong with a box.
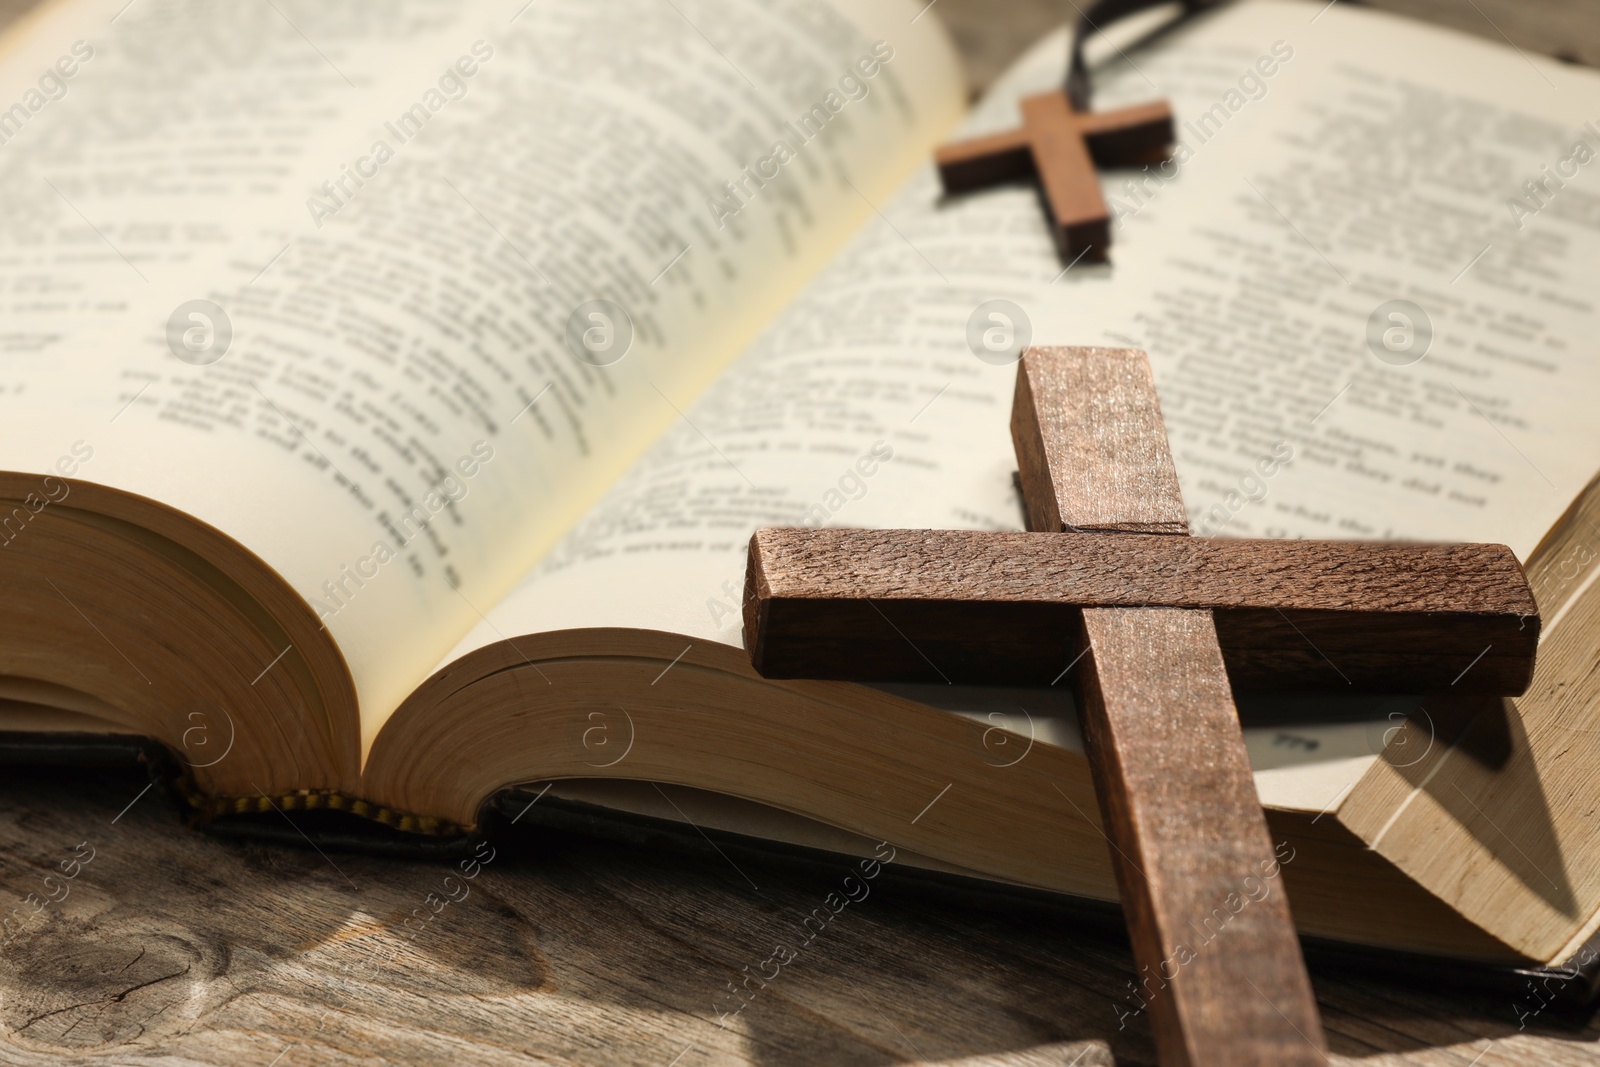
[0,0,964,750]
[454,0,1600,812]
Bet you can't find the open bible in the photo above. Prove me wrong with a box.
[5,0,1600,993]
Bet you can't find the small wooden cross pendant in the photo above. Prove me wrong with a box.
[742,347,1539,1066]
[936,92,1173,263]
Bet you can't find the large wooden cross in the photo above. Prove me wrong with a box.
[742,346,1540,1066]
[936,92,1173,263]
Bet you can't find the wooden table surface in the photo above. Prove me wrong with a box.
[1,765,1597,1067]
[4,0,1600,1064]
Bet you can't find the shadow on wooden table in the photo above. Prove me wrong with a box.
[0,766,1595,1066]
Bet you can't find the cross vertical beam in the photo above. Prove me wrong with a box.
[1018,347,1325,1065]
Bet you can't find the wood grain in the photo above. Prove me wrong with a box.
[5,766,1600,1067]
[1020,346,1322,1065]
[935,91,1173,261]
[1011,346,1189,535]
[1075,607,1325,1065]
[744,527,1539,692]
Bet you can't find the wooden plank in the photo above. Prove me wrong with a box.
[744,527,1540,692]
[1076,606,1326,1065]
[1019,345,1326,1065]
[1011,345,1189,535]
[4,766,1598,1067]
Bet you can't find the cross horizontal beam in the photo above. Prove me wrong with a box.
[744,527,1539,692]
[935,99,1173,191]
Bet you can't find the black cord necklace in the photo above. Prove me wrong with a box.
[1063,0,1218,110]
